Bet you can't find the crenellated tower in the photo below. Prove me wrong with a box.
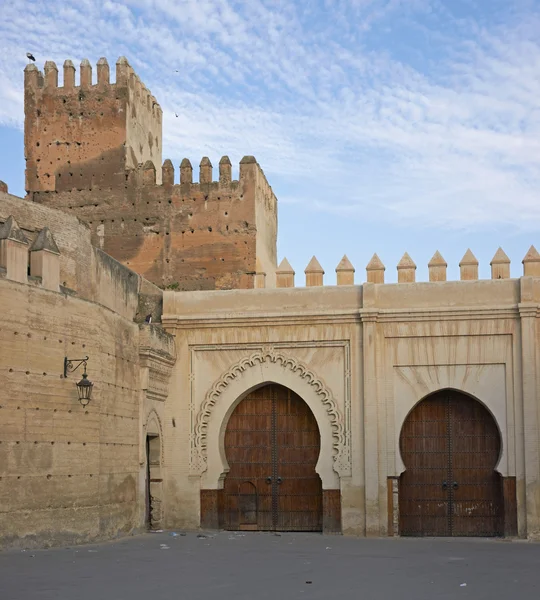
[24,57,163,193]
[24,57,278,291]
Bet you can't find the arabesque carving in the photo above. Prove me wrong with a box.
[192,349,348,475]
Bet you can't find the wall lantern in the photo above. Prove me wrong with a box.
[64,356,93,407]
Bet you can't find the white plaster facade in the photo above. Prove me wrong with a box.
[160,277,540,539]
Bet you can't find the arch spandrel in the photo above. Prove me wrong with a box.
[191,350,348,488]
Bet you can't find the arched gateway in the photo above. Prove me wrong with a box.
[223,383,323,531]
[399,390,504,537]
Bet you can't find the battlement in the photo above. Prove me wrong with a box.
[274,247,540,288]
[24,57,161,117]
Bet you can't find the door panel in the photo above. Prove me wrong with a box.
[399,390,503,537]
[450,395,502,536]
[223,384,322,531]
[399,395,450,536]
[275,386,322,531]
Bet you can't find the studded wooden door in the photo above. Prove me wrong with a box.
[223,384,323,532]
[399,390,503,537]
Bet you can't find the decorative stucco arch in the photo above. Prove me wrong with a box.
[192,350,348,489]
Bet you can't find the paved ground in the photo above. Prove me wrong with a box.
[1,531,539,600]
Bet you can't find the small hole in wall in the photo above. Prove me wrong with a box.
[172,418,176,427]
[208,227,212,232]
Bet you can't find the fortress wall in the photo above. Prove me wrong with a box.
[0,278,142,549]
[31,157,276,290]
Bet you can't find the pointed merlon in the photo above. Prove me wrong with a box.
[305,256,324,274]
[305,256,324,287]
[459,248,478,266]
[336,254,355,285]
[276,257,295,288]
[490,247,510,265]
[397,252,416,283]
[30,227,60,254]
[428,250,447,267]
[491,247,510,280]
[397,252,416,269]
[366,253,385,284]
[0,216,29,244]
[523,245,540,277]
[277,257,295,274]
[366,253,385,271]
[336,254,355,272]
[459,248,478,281]
[523,245,540,262]
[219,156,232,165]
[428,250,447,282]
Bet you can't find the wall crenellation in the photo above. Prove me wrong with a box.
[25,58,162,118]
[275,246,540,287]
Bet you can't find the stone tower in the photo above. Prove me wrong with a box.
[24,58,277,291]
[24,57,162,193]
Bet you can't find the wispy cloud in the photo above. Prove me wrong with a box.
[1,0,540,230]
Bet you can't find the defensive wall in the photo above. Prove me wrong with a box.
[0,186,175,549]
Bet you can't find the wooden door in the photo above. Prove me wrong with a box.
[450,396,502,536]
[223,384,322,531]
[399,390,503,537]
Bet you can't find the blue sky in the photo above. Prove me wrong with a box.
[1,0,540,283]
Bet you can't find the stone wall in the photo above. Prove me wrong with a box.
[31,156,278,290]
[0,191,175,549]
[24,58,162,194]
[24,57,278,291]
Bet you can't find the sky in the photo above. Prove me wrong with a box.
[1,0,540,284]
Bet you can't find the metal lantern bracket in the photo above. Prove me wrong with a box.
[64,356,89,378]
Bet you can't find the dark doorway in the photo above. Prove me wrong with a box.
[223,383,323,531]
[146,434,162,530]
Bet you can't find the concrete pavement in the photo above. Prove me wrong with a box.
[1,531,539,600]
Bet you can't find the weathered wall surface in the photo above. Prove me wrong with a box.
[32,157,278,290]
[24,58,162,194]
[0,278,141,549]
[24,58,277,292]
[0,191,175,549]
